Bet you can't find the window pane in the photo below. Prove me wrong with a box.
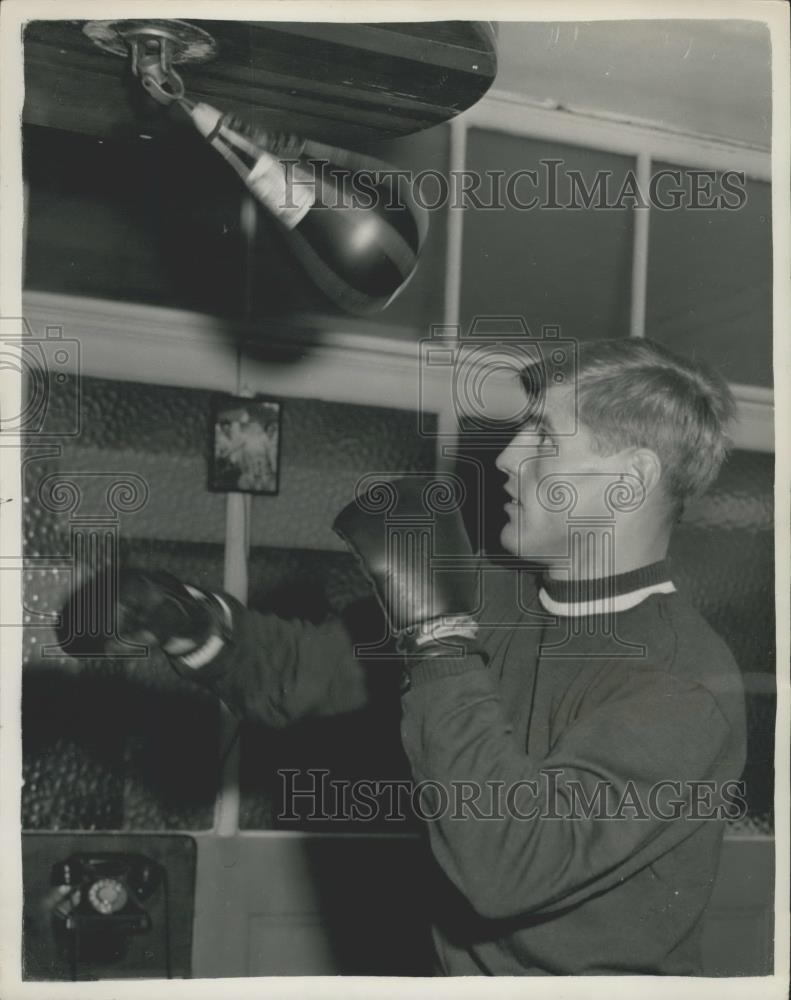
[646,166,772,387]
[461,131,635,340]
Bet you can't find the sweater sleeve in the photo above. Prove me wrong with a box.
[399,653,733,920]
[169,593,375,727]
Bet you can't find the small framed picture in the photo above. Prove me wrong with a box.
[209,394,282,495]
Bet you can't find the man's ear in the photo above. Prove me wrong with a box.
[629,448,663,498]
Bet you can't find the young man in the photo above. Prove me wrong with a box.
[106,338,747,976]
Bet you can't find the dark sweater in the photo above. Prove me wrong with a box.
[176,559,747,976]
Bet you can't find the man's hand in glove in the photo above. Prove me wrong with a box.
[332,475,485,666]
[58,568,231,667]
[112,570,218,655]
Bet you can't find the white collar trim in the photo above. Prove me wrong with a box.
[538,580,677,618]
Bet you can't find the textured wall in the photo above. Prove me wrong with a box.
[670,449,774,675]
[22,376,436,831]
[671,450,776,830]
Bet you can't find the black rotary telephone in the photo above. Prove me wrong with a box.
[50,853,166,975]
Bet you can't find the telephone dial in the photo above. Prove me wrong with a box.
[50,853,166,976]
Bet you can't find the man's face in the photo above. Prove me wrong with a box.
[495,385,633,561]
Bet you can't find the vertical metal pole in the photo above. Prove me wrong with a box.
[443,116,467,333]
[214,493,247,836]
[629,151,652,338]
[437,117,468,473]
[214,194,258,836]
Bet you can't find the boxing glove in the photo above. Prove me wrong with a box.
[58,568,231,666]
[332,476,486,662]
[114,570,227,655]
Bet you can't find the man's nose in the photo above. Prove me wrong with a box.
[495,438,518,476]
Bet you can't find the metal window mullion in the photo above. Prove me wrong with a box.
[629,152,652,338]
[437,116,467,473]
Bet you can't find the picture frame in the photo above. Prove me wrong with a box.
[208,394,282,495]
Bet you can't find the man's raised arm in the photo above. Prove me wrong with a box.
[61,568,374,726]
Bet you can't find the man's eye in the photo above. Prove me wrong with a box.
[519,421,552,446]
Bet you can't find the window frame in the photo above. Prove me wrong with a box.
[444,92,774,453]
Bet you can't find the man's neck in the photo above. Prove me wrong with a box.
[545,531,670,581]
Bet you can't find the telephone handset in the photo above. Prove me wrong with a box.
[51,852,163,933]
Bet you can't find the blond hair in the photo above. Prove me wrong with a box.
[522,338,736,517]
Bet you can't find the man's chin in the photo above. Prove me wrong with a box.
[500,521,546,561]
[500,521,532,558]
[499,521,517,555]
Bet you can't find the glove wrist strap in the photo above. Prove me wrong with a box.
[396,614,478,648]
[396,615,488,666]
[173,589,234,669]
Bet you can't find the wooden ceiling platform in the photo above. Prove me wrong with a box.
[23,19,497,147]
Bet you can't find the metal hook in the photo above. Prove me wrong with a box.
[127,33,186,106]
[140,62,186,105]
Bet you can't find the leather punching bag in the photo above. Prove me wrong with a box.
[185,102,429,314]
